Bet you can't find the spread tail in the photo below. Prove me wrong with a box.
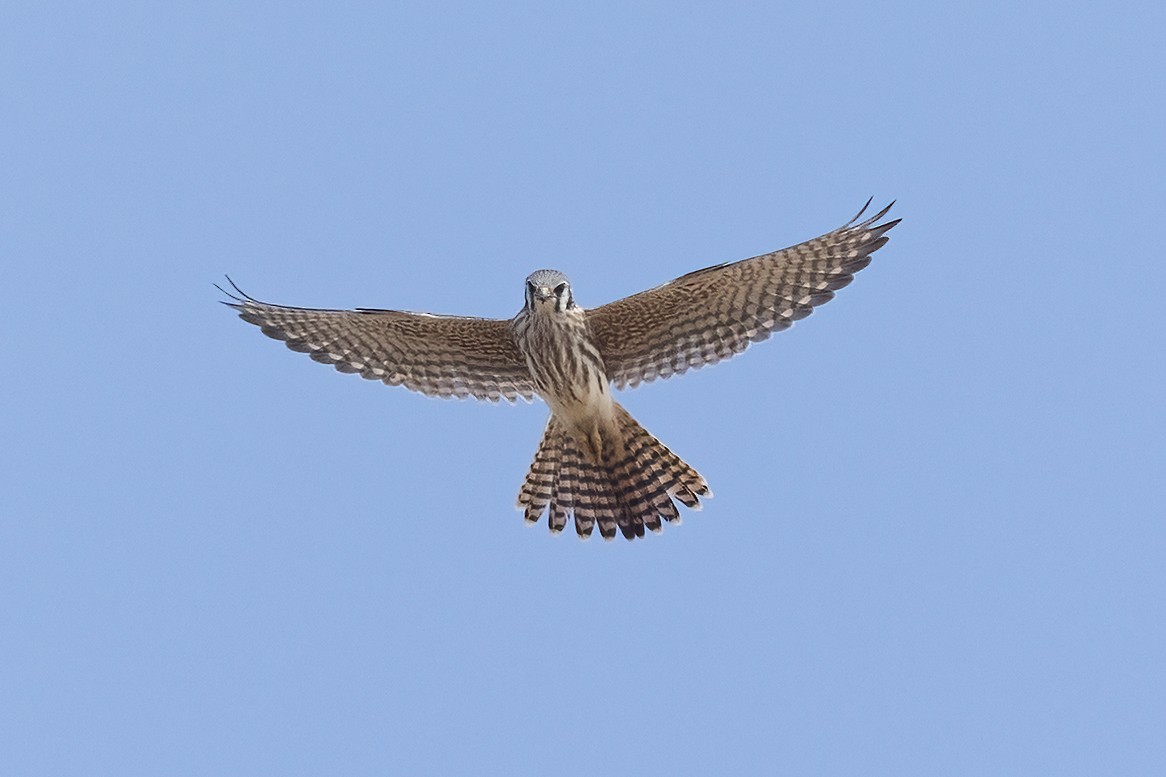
[517,404,710,541]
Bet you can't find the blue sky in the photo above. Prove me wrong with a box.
[3,1,1164,774]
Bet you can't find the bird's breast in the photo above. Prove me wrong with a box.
[515,309,612,424]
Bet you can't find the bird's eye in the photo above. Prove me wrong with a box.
[554,283,567,296]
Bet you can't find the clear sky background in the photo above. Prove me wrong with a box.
[3,1,1164,774]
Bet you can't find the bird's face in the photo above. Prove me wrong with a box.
[525,269,574,314]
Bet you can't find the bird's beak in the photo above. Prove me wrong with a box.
[535,287,553,301]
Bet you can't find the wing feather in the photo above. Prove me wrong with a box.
[586,201,899,389]
[219,281,535,402]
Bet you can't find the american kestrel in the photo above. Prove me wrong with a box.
[221,200,898,540]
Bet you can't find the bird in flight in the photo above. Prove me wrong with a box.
[220,200,898,541]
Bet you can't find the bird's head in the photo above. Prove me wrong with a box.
[524,269,574,313]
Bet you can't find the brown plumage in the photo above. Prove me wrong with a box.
[587,200,898,389]
[516,405,707,540]
[219,291,536,403]
[221,200,899,541]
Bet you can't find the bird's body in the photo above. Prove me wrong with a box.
[507,268,709,538]
[511,269,616,464]
[220,201,899,541]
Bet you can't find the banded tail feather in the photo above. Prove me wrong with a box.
[517,404,709,541]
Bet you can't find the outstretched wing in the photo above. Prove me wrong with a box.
[219,281,536,402]
[586,200,899,389]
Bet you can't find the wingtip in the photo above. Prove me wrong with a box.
[215,275,259,305]
[846,198,898,230]
[849,196,875,224]
[869,199,896,223]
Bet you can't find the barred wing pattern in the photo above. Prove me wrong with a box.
[587,201,899,389]
[220,283,536,402]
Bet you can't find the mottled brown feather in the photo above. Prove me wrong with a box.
[586,201,899,389]
[220,285,536,403]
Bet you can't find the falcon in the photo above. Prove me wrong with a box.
[220,200,898,541]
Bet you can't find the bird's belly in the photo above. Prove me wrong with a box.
[543,375,618,465]
[543,375,613,430]
[518,310,615,443]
